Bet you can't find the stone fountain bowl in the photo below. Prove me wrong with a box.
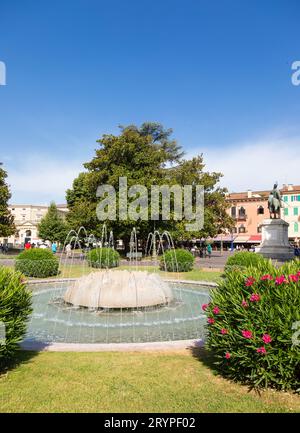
[63,270,173,309]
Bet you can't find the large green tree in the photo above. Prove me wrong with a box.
[66,123,233,249]
[0,163,15,237]
[38,202,68,244]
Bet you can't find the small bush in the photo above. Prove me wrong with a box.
[160,249,195,272]
[225,251,267,272]
[87,248,120,268]
[0,267,32,369]
[203,259,300,392]
[15,249,59,278]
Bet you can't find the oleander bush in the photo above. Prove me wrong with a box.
[0,267,32,369]
[15,248,59,278]
[87,247,120,268]
[160,249,195,272]
[225,251,267,272]
[203,259,300,392]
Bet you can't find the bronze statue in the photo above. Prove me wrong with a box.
[268,183,283,219]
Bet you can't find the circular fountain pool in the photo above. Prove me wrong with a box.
[24,279,211,346]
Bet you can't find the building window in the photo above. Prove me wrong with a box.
[238,225,246,233]
[291,195,300,202]
[232,227,237,234]
[25,230,32,237]
[238,207,246,219]
[257,206,264,215]
[294,207,299,216]
[257,225,262,233]
[231,207,236,218]
[294,222,299,233]
[283,196,288,202]
[22,215,26,220]
[284,208,288,216]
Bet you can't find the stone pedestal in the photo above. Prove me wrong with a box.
[255,219,294,260]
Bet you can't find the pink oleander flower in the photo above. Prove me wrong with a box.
[275,275,288,285]
[221,328,228,335]
[257,346,267,355]
[208,317,215,324]
[212,306,220,315]
[262,334,272,344]
[242,300,249,308]
[202,303,209,311]
[225,352,231,359]
[242,330,253,339]
[289,274,299,283]
[245,277,256,287]
[250,293,261,302]
[260,274,273,281]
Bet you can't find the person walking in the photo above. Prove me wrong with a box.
[51,242,57,254]
[206,243,212,259]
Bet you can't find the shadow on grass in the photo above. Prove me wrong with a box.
[187,344,219,375]
[0,341,50,377]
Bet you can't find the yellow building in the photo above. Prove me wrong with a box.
[0,204,68,248]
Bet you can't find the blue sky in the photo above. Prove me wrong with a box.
[0,0,300,203]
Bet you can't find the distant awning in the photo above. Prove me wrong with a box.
[234,235,250,243]
[248,235,262,243]
[213,235,237,242]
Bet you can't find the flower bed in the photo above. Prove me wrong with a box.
[203,259,300,392]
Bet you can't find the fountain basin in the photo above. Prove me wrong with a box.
[63,270,173,309]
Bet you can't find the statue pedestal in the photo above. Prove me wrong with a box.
[255,219,294,260]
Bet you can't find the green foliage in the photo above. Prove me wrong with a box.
[15,248,59,278]
[160,248,195,272]
[0,267,32,368]
[0,164,15,237]
[38,202,68,243]
[225,251,267,272]
[87,248,120,268]
[204,259,300,392]
[66,124,234,244]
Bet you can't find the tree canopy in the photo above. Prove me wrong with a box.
[38,202,68,244]
[66,123,233,247]
[0,163,15,238]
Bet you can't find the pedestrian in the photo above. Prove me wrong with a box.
[25,241,31,250]
[206,243,212,259]
[51,242,57,254]
[65,243,72,258]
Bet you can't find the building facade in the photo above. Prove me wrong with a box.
[225,184,300,247]
[0,204,68,248]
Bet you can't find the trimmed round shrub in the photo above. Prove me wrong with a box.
[15,248,59,278]
[160,249,195,272]
[225,251,267,272]
[203,259,300,392]
[87,247,120,268]
[0,267,32,369]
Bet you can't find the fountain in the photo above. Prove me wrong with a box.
[64,270,173,309]
[23,226,211,346]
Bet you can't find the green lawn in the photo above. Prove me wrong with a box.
[45,263,222,283]
[0,350,299,413]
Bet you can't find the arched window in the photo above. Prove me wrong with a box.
[231,207,236,218]
[257,206,264,215]
[25,230,32,237]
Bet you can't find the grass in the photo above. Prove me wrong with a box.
[38,263,222,282]
[0,350,299,413]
